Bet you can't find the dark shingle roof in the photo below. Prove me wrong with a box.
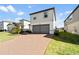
[30,7,55,15]
[20,19,30,22]
[64,5,79,22]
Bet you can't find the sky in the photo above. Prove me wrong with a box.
[0,4,78,28]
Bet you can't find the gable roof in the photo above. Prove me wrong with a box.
[30,7,55,15]
[2,21,12,22]
[64,5,79,22]
[20,19,30,22]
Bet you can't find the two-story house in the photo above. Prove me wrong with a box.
[64,5,79,34]
[30,7,56,34]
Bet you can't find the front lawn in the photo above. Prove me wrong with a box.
[0,32,17,42]
[45,32,79,55]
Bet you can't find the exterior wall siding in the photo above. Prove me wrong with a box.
[23,21,30,31]
[20,20,30,31]
[64,6,79,35]
[30,8,56,34]
[0,21,10,31]
[66,21,79,34]
[0,22,3,30]
[3,22,10,31]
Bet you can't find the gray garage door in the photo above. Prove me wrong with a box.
[32,24,49,34]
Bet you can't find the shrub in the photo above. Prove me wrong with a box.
[54,29,59,36]
[10,27,21,34]
[0,30,4,32]
[20,29,32,34]
[25,30,32,33]
[64,30,67,32]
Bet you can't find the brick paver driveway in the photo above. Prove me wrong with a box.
[0,34,52,55]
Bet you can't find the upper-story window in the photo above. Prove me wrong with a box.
[44,12,48,18]
[33,17,36,20]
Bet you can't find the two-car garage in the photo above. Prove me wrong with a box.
[32,24,49,34]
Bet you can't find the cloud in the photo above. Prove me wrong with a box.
[65,11,72,14]
[17,11,24,16]
[7,5,16,13]
[15,17,22,20]
[28,6,32,9]
[15,17,22,22]
[59,13,63,16]
[59,10,72,17]
[0,6,8,12]
[0,5,16,13]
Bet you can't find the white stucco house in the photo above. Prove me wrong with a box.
[20,19,30,31]
[0,20,30,32]
[30,7,56,34]
[0,21,11,31]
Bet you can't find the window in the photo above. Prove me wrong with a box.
[44,12,48,18]
[33,17,36,20]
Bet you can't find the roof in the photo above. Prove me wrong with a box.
[64,5,79,22]
[30,7,55,15]
[20,19,30,22]
[0,21,12,23]
[2,21,11,22]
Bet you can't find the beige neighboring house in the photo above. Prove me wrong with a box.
[64,5,79,35]
[30,7,56,34]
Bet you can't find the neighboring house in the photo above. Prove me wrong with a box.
[7,22,22,32]
[20,19,30,31]
[7,23,16,32]
[30,7,56,34]
[64,5,79,34]
[0,21,11,31]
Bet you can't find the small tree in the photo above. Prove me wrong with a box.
[10,27,21,34]
[10,23,21,34]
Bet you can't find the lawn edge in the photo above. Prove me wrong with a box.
[44,39,53,55]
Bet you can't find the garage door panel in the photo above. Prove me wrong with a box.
[33,25,40,33]
[32,24,49,34]
[40,25,49,34]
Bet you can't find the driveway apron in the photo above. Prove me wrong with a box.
[0,34,51,55]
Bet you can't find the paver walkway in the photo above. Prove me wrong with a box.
[0,34,52,55]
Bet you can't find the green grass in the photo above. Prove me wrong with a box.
[0,32,17,42]
[45,32,79,55]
